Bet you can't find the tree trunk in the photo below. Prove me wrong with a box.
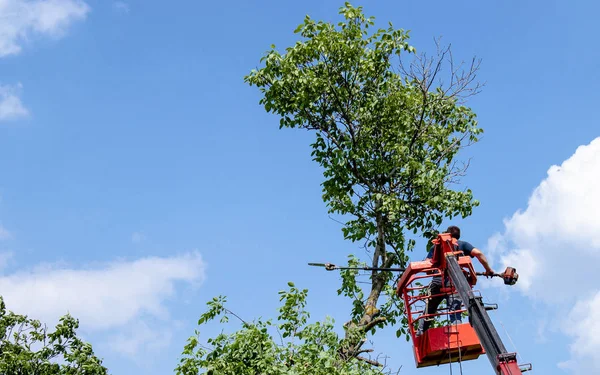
[343,207,393,364]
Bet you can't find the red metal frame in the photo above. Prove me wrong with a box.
[396,235,484,368]
[396,233,526,374]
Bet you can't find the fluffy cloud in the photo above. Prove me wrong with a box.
[0,1,90,119]
[0,0,90,57]
[0,83,28,120]
[489,137,600,373]
[0,252,205,330]
[563,291,600,372]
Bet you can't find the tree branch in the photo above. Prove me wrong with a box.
[357,356,384,367]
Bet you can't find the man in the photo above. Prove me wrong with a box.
[417,225,494,336]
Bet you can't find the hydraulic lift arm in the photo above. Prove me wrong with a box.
[446,256,527,375]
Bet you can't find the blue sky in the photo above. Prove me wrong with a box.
[0,1,599,374]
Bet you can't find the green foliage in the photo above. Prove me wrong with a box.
[336,255,364,321]
[245,1,482,339]
[176,285,388,375]
[184,2,484,369]
[0,297,108,374]
[245,2,481,239]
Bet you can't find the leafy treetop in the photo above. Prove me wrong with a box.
[0,297,108,375]
[176,284,390,375]
[244,1,483,352]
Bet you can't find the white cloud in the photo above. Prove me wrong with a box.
[0,252,205,330]
[489,137,600,373]
[0,83,28,120]
[0,1,89,119]
[564,291,600,371]
[0,0,90,57]
[0,252,205,361]
[112,1,129,14]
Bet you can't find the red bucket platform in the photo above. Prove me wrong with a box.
[395,234,485,369]
[394,233,527,373]
[414,323,484,367]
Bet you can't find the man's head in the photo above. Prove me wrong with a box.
[446,225,461,239]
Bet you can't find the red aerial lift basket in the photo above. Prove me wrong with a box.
[396,233,484,368]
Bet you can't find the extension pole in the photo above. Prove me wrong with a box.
[308,262,405,272]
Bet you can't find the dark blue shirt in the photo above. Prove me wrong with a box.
[426,240,476,259]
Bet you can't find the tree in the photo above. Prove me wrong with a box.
[0,297,108,375]
[243,2,482,363]
[176,284,390,375]
[179,2,483,371]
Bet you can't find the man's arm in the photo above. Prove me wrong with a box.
[471,248,494,275]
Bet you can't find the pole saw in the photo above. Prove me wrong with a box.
[308,262,405,272]
[309,262,518,286]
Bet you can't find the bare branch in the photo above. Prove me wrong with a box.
[362,316,387,332]
[357,355,384,367]
[223,307,250,327]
